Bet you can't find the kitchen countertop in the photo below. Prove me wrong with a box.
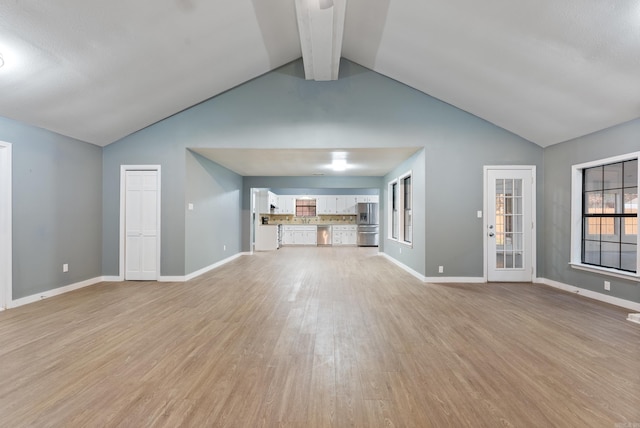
[263,223,357,226]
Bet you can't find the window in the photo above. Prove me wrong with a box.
[295,198,316,217]
[571,153,640,278]
[389,180,399,239]
[402,174,412,244]
[387,171,412,245]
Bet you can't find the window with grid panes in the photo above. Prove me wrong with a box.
[295,198,316,217]
[582,159,638,272]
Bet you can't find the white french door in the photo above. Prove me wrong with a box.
[0,142,11,308]
[485,167,535,282]
[123,168,160,281]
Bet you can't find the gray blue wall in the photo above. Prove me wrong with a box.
[186,151,243,273]
[375,91,543,278]
[101,58,543,278]
[102,126,187,276]
[1,117,102,299]
[383,149,426,276]
[543,118,640,303]
[423,130,543,279]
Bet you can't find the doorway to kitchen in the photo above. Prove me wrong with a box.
[0,141,12,309]
[119,166,161,280]
[484,166,536,282]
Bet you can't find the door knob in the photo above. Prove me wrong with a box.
[489,232,495,237]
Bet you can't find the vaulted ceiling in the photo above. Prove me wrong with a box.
[0,1,639,148]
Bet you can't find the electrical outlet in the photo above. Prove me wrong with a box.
[63,263,69,273]
[604,281,610,291]
[438,265,444,273]
[399,247,402,254]
[223,245,226,251]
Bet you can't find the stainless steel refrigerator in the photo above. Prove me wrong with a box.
[357,202,379,246]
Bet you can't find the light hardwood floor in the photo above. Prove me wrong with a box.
[0,247,638,427]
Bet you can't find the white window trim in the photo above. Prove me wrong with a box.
[399,171,413,246]
[570,151,640,281]
[388,179,399,241]
[387,171,413,247]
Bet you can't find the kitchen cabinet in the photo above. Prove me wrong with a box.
[333,225,357,246]
[268,191,278,210]
[335,196,346,214]
[276,196,295,214]
[316,196,326,214]
[317,196,337,214]
[281,227,295,245]
[336,196,358,214]
[281,225,317,246]
[356,195,379,203]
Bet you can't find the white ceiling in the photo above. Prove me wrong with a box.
[1,0,639,148]
[191,147,422,176]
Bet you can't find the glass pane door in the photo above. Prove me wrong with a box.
[487,168,533,282]
[495,179,524,269]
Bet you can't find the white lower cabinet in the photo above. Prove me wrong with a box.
[332,225,357,246]
[282,225,317,246]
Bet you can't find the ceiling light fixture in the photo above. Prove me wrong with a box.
[331,159,347,171]
[318,0,334,10]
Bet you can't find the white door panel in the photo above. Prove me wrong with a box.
[125,170,159,280]
[486,168,535,282]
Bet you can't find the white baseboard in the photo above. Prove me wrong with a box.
[378,253,427,281]
[378,253,485,284]
[9,276,104,309]
[102,253,249,283]
[424,276,486,284]
[159,252,249,283]
[537,277,640,312]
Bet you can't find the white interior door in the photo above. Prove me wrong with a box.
[0,142,11,308]
[486,167,535,282]
[125,170,159,280]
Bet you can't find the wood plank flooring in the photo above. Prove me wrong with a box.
[0,247,639,427]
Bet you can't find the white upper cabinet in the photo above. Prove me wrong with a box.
[356,195,379,203]
[338,196,358,214]
[287,196,295,214]
[268,191,278,209]
[268,192,378,215]
[257,189,269,214]
[318,196,337,214]
[277,196,295,214]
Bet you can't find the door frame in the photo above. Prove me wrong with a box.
[483,165,536,282]
[119,165,161,281]
[0,141,11,309]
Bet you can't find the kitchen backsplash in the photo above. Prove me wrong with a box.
[265,214,357,225]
